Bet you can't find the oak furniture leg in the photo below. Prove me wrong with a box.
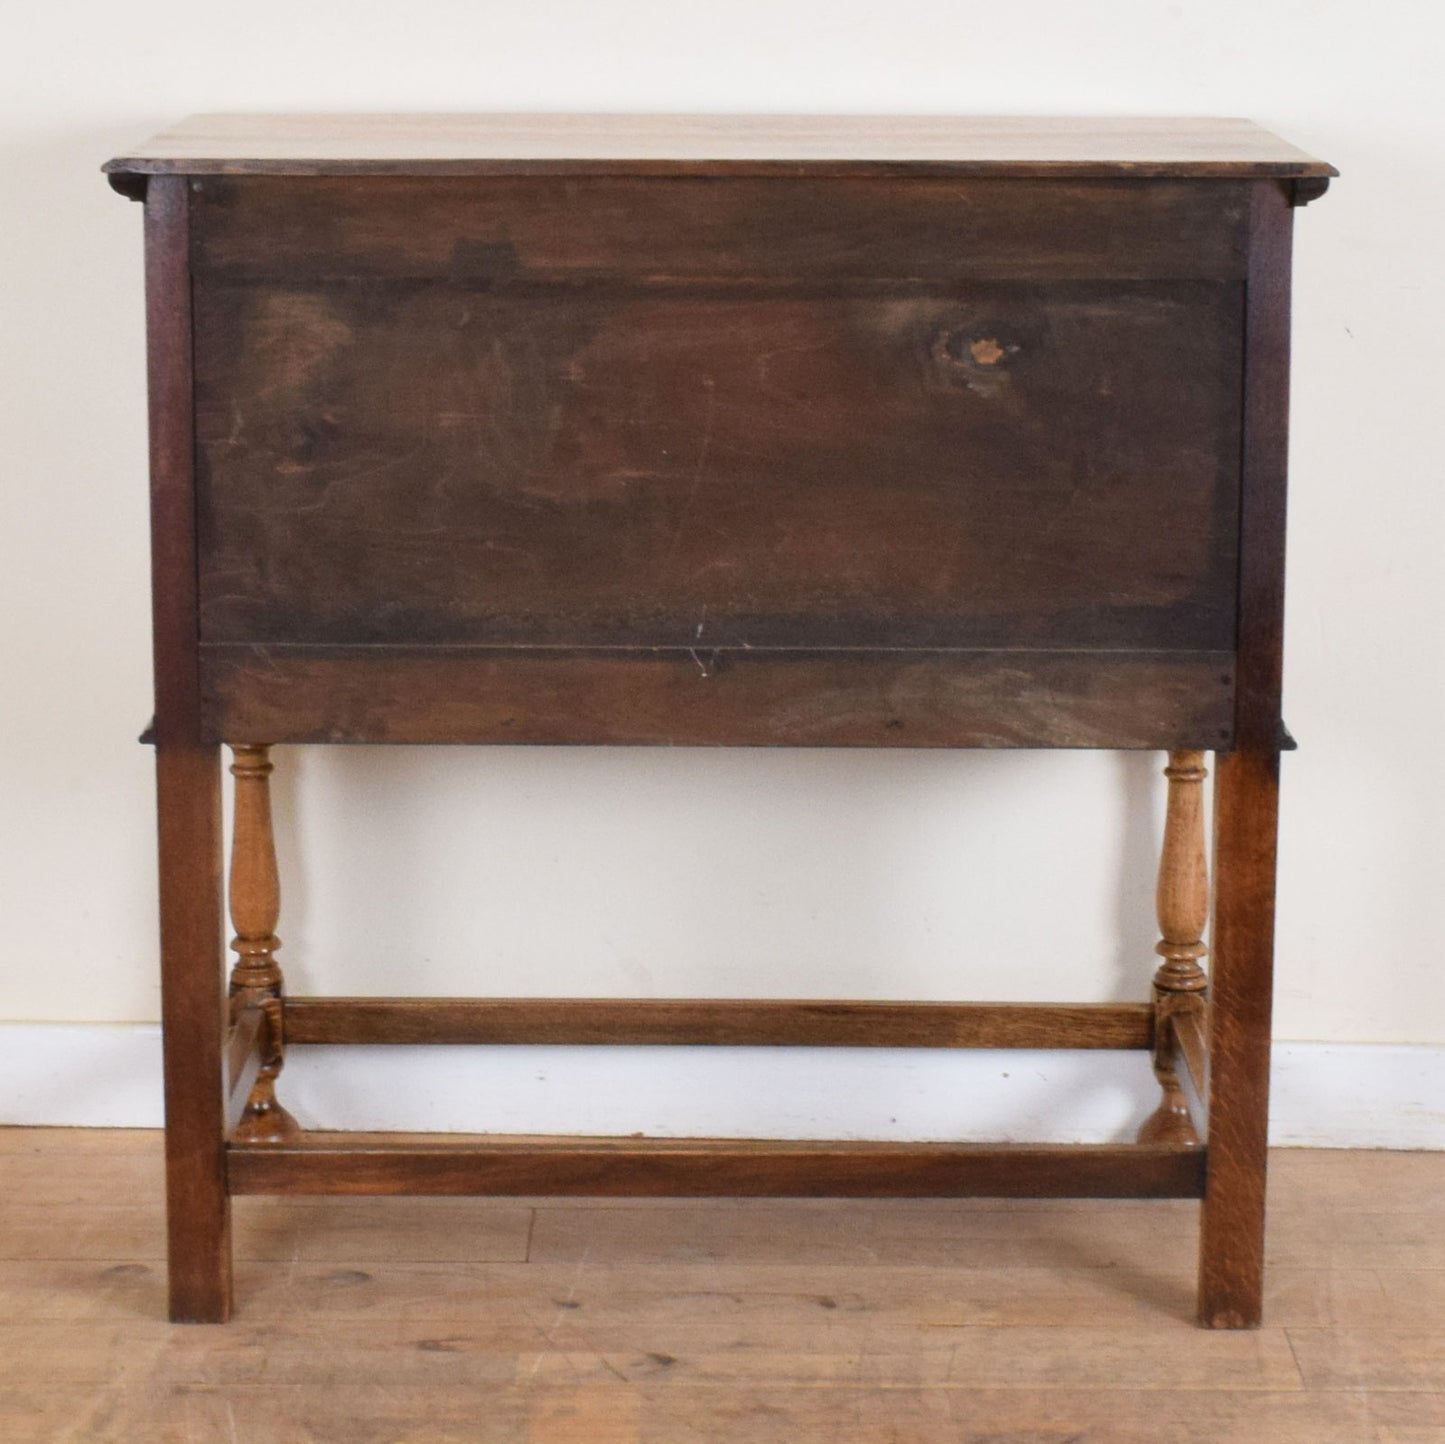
[155,743,232,1323]
[1197,747,1280,1327]
[1195,178,1294,1328]
[226,743,300,1143]
[1138,750,1209,1146]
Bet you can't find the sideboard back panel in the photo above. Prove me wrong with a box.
[190,175,1251,283]
[189,176,1247,747]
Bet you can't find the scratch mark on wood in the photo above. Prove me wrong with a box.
[660,374,718,575]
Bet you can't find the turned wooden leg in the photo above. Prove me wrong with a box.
[227,743,300,1143]
[1137,750,1209,1146]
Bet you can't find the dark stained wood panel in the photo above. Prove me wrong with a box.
[144,177,205,746]
[104,112,1336,178]
[283,997,1155,1050]
[228,1134,1209,1199]
[194,276,1243,655]
[198,646,1235,748]
[190,176,1251,283]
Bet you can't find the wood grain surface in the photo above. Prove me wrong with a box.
[224,745,300,1144]
[187,174,1247,752]
[1197,178,1295,1331]
[0,1130,1437,1443]
[103,112,1336,177]
[1138,751,1211,1146]
[226,1135,1207,1200]
[281,997,1155,1049]
[142,175,203,747]
[199,645,1237,749]
[189,174,1252,281]
[192,241,1244,655]
[153,745,229,1323]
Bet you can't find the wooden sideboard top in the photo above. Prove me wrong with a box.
[104,113,1335,179]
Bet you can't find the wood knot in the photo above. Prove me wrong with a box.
[933,329,1021,394]
[935,330,1019,367]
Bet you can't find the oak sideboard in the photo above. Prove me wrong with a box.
[104,113,1335,1325]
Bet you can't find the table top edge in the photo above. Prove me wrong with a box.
[102,112,1337,178]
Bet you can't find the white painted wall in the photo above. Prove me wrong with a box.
[9,1024,1445,1150]
[1,3,1441,1136]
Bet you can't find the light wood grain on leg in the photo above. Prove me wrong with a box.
[226,743,299,1144]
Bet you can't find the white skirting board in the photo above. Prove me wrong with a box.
[1,1023,1441,1149]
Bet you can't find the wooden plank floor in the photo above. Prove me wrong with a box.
[2,1130,1444,1442]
